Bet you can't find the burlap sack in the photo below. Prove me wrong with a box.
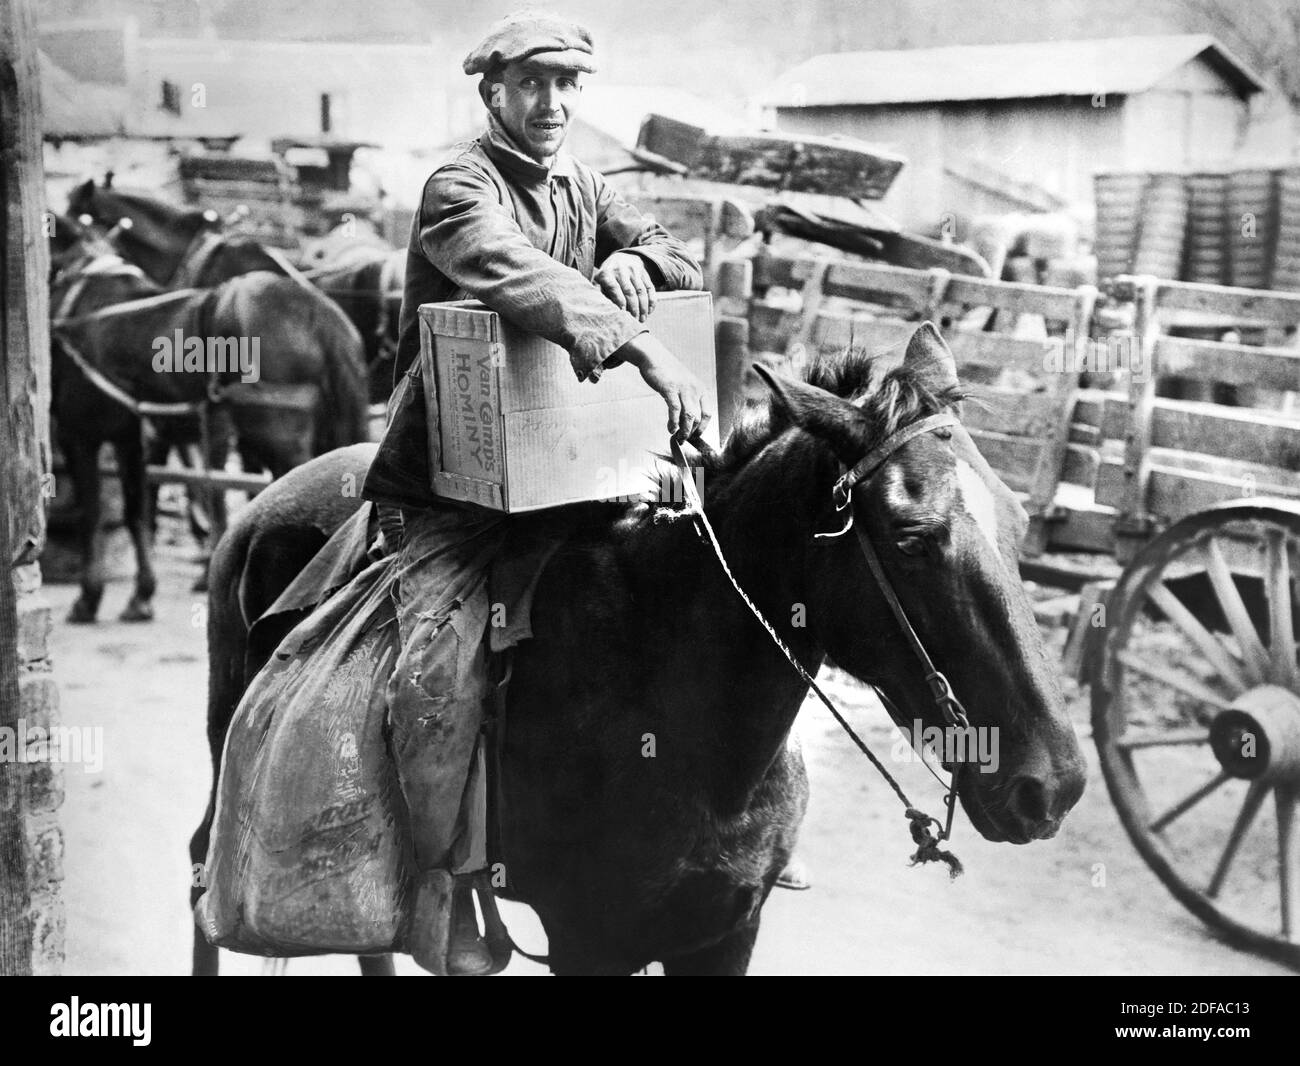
[195,557,415,956]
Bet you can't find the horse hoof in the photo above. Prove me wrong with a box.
[67,601,98,625]
[119,598,154,623]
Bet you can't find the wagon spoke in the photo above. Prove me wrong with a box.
[1206,780,1270,899]
[1279,787,1298,942]
[1148,770,1231,834]
[1115,728,1210,750]
[1115,648,1234,712]
[1146,580,1249,696]
[1202,537,1271,684]
[1265,531,1297,689]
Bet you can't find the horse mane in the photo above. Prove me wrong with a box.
[598,345,969,537]
[716,346,968,474]
[99,188,211,250]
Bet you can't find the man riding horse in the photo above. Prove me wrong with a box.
[363,12,711,974]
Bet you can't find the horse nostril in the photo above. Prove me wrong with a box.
[1009,775,1049,827]
[1058,767,1086,816]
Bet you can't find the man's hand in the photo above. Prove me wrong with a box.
[595,252,656,322]
[615,333,710,441]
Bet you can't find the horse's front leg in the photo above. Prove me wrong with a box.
[661,923,761,976]
[114,431,156,621]
[192,411,231,593]
[142,420,170,538]
[64,436,105,624]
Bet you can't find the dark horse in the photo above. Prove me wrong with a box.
[306,248,405,403]
[191,324,1086,975]
[50,237,368,624]
[67,176,288,288]
[70,177,404,403]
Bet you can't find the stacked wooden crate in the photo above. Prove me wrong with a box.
[1184,172,1228,285]
[1131,173,1188,280]
[1094,172,1149,282]
[176,153,304,248]
[1226,169,1276,289]
[1273,168,1300,291]
[1094,167,1300,290]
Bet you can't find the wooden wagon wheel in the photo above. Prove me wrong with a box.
[1092,498,1300,967]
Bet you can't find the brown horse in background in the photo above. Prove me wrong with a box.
[67,176,289,288]
[70,178,406,403]
[49,224,368,623]
[306,248,405,403]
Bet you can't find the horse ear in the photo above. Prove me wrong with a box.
[903,321,959,394]
[752,363,868,463]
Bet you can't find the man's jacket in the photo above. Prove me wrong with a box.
[362,114,703,510]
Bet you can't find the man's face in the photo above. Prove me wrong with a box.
[486,59,582,163]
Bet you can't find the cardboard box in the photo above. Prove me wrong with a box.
[418,290,718,512]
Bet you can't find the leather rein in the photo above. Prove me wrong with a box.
[671,409,969,876]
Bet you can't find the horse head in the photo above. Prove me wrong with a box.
[753,323,1085,845]
[46,211,112,280]
[66,179,213,285]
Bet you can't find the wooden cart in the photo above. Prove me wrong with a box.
[717,249,1300,965]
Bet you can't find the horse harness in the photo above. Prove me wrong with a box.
[481,416,972,969]
[670,410,969,876]
[170,229,226,289]
[50,257,227,419]
[172,227,318,294]
[374,254,402,364]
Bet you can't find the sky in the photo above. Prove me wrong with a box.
[38,0,1258,110]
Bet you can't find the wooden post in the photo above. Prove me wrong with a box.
[715,316,750,442]
[1,0,62,976]
[1023,284,1098,556]
[714,255,754,441]
[1116,275,1162,564]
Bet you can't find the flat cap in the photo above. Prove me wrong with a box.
[463,12,597,75]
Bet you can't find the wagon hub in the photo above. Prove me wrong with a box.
[1209,685,1300,784]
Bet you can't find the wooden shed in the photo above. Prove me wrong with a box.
[760,35,1268,232]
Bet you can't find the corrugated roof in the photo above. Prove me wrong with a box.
[761,35,1265,108]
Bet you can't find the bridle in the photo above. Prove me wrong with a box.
[671,407,971,875]
[818,410,972,733]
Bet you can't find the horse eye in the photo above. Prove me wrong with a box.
[896,536,927,557]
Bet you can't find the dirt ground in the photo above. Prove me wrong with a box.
[44,528,1294,977]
